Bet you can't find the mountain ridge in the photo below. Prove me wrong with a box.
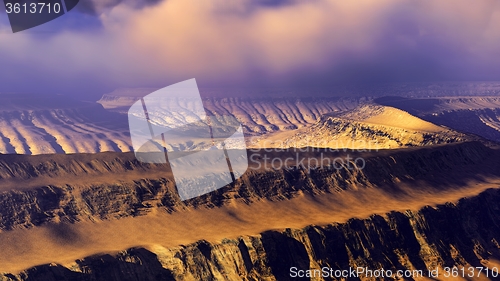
[0,142,499,274]
[3,186,500,280]
[249,105,473,149]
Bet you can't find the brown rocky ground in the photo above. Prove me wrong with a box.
[0,142,499,280]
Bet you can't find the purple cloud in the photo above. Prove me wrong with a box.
[0,0,499,97]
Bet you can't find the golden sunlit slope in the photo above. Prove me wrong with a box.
[249,104,473,149]
[340,104,444,132]
[375,96,500,143]
[7,94,483,155]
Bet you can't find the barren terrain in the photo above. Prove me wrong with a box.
[1,93,500,280]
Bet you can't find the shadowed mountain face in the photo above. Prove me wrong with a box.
[424,109,500,143]
[2,248,176,281]
[0,142,499,279]
[375,96,500,143]
[0,141,497,230]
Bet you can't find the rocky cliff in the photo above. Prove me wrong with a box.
[2,186,500,280]
[0,142,499,279]
[0,141,497,231]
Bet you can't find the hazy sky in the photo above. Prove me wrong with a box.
[1,0,500,98]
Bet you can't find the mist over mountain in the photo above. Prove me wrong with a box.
[2,0,500,95]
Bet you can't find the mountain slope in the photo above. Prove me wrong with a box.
[0,94,364,155]
[102,95,364,135]
[0,94,132,155]
[0,142,499,274]
[375,96,500,143]
[3,187,500,280]
[250,105,472,149]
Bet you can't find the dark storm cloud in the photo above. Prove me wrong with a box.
[250,0,300,9]
[74,0,298,15]
[279,0,500,87]
[0,0,500,96]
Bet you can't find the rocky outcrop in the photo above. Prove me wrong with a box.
[0,141,499,280]
[161,188,500,280]
[0,248,175,281]
[3,186,500,280]
[0,141,497,231]
[249,105,475,149]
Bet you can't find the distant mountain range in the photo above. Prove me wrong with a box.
[2,92,500,155]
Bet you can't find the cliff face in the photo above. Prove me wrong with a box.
[160,188,500,281]
[3,187,500,281]
[0,141,496,231]
[0,142,499,280]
